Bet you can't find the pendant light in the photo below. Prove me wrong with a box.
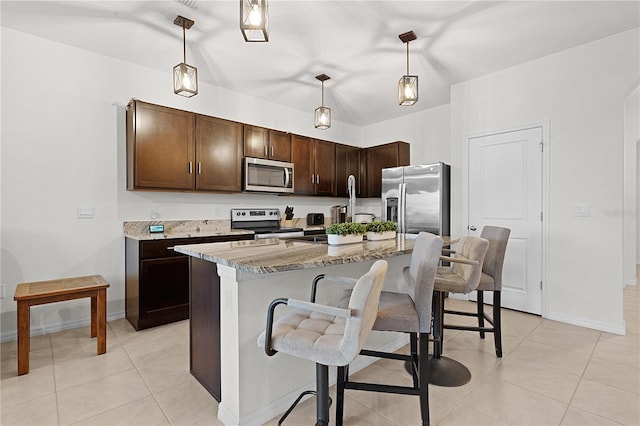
[173,15,198,98]
[240,0,269,42]
[398,31,418,106]
[314,74,331,130]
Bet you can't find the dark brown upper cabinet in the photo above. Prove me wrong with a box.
[291,135,335,196]
[335,144,363,198]
[127,99,409,198]
[126,100,242,192]
[127,100,195,191]
[195,115,243,192]
[243,125,291,162]
[364,141,410,197]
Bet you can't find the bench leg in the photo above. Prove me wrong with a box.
[17,302,30,375]
[91,295,97,338]
[96,289,107,355]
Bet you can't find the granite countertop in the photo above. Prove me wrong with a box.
[173,235,415,274]
[123,219,254,240]
[123,218,326,240]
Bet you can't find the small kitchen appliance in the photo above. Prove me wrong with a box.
[231,208,304,239]
[307,213,325,226]
[243,157,294,193]
[331,205,348,224]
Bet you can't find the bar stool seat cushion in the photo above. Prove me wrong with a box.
[476,272,495,291]
[257,310,350,366]
[434,267,477,293]
[258,260,388,368]
[339,290,419,333]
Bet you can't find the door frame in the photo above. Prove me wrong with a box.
[462,120,550,317]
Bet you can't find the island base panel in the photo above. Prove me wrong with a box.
[189,257,221,401]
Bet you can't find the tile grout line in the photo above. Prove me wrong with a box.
[49,334,63,426]
[111,321,175,426]
[446,311,545,425]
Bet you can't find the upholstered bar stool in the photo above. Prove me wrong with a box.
[430,236,489,387]
[333,232,443,426]
[258,260,388,426]
[443,226,510,357]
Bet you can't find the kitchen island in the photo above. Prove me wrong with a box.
[174,235,416,426]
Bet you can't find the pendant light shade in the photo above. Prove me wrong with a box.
[398,31,418,106]
[314,74,331,130]
[173,16,198,97]
[240,0,269,42]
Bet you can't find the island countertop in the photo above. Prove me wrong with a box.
[173,234,416,274]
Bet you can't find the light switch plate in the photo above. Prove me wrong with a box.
[77,205,95,219]
[572,203,590,217]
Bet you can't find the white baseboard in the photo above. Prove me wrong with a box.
[220,335,408,426]
[545,311,626,335]
[0,311,126,343]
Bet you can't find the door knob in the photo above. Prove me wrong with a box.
[469,225,477,231]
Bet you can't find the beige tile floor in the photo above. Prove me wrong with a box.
[1,285,638,425]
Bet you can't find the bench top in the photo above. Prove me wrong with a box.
[14,275,110,301]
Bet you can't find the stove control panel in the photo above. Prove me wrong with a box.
[231,208,281,222]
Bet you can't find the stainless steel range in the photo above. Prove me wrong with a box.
[231,208,304,239]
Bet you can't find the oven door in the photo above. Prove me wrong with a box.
[244,157,294,193]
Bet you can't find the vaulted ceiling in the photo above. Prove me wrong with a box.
[2,1,638,126]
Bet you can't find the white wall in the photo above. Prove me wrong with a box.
[0,28,363,340]
[450,28,639,333]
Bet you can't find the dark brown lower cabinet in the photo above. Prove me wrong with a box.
[125,234,252,331]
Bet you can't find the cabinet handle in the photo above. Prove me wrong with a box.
[316,174,320,185]
[167,247,175,250]
[198,162,202,175]
[264,145,268,157]
[188,162,193,174]
[311,174,315,184]
[271,146,274,157]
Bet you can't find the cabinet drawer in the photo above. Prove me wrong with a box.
[139,234,253,259]
[140,239,185,259]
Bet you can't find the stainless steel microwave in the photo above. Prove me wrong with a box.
[243,157,294,193]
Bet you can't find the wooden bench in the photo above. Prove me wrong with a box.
[13,275,110,375]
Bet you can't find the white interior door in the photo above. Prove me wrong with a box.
[468,127,543,314]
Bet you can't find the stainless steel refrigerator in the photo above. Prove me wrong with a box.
[381,162,451,235]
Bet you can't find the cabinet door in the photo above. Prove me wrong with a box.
[139,256,190,322]
[314,139,336,196]
[335,144,361,197]
[128,101,195,190]
[268,130,291,162]
[291,135,314,195]
[196,116,243,192]
[366,141,410,197]
[243,125,268,159]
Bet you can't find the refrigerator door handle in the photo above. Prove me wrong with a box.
[399,183,406,233]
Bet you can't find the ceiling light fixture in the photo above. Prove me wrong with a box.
[398,31,418,106]
[240,0,269,42]
[314,74,331,130]
[173,15,198,97]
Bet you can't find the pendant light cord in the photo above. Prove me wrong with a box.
[406,42,410,74]
[183,25,187,63]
